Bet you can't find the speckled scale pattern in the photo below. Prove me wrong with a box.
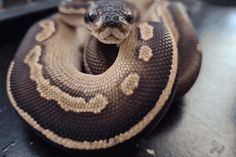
[82,0,134,27]
[96,0,131,16]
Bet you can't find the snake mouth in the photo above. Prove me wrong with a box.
[92,26,131,44]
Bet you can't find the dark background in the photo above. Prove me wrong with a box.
[1,0,236,156]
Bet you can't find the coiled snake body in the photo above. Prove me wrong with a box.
[7,0,202,152]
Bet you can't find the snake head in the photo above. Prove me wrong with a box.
[84,0,137,44]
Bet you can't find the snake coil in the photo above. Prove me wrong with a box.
[7,0,202,153]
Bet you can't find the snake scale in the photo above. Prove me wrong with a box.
[7,0,202,153]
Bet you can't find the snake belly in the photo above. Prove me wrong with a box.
[7,15,178,151]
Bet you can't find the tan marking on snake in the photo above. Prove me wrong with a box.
[7,21,178,150]
[165,3,180,43]
[59,6,86,15]
[36,20,56,42]
[150,1,180,43]
[138,45,153,62]
[120,73,140,96]
[24,45,108,114]
[139,23,154,41]
[197,43,202,52]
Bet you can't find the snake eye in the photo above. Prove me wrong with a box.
[125,13,134,23]
[84,12,97,23]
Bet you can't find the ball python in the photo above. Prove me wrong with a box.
[7,0,202,153]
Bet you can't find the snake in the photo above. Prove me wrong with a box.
[7,0,202,153]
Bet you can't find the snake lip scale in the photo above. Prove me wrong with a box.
[7,0,202,153]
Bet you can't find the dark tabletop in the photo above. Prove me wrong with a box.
[1,0,236,157]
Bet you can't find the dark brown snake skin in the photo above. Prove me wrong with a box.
[7,0,201,153]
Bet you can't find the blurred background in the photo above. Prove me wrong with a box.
[0,0,236,157]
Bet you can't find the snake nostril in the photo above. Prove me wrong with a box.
[103,14,121,27]
[112,15,120,23]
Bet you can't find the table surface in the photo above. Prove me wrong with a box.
[1,1,236,157]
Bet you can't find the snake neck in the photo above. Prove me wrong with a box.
[83,37,118,74]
